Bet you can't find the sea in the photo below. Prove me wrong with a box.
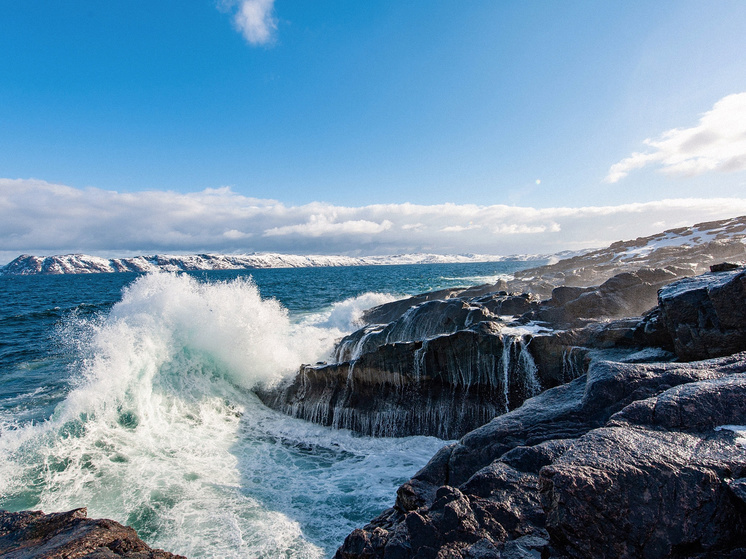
[0,260,541,558]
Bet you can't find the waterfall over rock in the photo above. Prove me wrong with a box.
[257,287,597,439]
[257,265,738,439]
[260,326,561,439]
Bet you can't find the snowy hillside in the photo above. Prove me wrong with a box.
[0,252,524,275]
[513,215,746,287]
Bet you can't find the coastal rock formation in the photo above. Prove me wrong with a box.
[0,508,184,559]
[531,267,678,326]
[261,261,746,441]
[658,267,746,361]
[258,265,689,439]
[335,354,746,558]
[333,264,746,558]
[259,324,577,439]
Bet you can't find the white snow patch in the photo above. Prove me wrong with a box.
[715,425,746,446]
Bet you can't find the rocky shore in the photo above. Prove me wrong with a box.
[0,508,185,558]
[325,264,746,557]
[3,216,745,558]
[258,249,746,555]
[257,216,746,443]
[336,351,746,558]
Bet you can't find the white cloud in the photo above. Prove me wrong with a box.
[440,224,482,233]
[228,0,277,45]
[223,229,252,239]
[263,215,393,237]
[2,178,746,262]
[606,92,746,183]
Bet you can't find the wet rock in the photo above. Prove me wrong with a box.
[336,354,746,558]
[658,267,746,360]
[0,508,184,559]
[259,328,565,439]
[361,288,465,325]
[335,299,497,362]
[541,373,746,558]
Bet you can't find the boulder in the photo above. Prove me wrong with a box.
[0,508,184,559]
[541,373,746,558]
[658,267,746,360]
[335,354,746,558]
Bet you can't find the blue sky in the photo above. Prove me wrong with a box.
[1,1,746,261]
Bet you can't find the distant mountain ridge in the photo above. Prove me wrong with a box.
[3,215,744,276]
[0,252,538,276]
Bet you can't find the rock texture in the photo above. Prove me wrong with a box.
[510,215,746,295]
[261,256,746,440]
[330,263,746,557]
[0,508,184,559]
[336,354,746,559]
[258,265,689,439]
[259,324,569,439]
[658,267,746,361]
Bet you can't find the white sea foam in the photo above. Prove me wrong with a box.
[715,425,746,446]
[304,292,399,332]
[0,273,444,557]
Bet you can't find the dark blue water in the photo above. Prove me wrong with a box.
[0,260,540,558]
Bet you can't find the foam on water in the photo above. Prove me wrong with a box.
[302,292,399,332]
[0,273,444,557]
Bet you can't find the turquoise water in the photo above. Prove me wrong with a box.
[0,260,540,557]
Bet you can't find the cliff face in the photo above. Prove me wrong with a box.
[258,324,582,439]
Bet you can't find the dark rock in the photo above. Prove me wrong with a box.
[260,327,571,439]
[549,286,592,306]
[658,267,746,360]
[541,373,746,558]
[336,354,746,558]
[498,439,574,475]
[335,299,497,362]
[0,508,184,559]
[361,288,469,325]
[477,293,539,317]
[727,478,746,508]
[631,307,675,351]
[261,261,746,445]
[559,269,672,323]
[711,262,742,272]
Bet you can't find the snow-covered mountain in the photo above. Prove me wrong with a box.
[0,252,526,275]
[4,216,744,277]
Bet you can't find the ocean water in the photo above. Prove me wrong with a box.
[0,260,540,557]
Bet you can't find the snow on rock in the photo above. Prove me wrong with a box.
[715,425,746,446]
[511,215,746,290]
[0,252,517,275]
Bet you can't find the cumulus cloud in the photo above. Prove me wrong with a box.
[606,92,746,183]
[264,215,393,237]
[226,0,277,45]
[2,178,746,263]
